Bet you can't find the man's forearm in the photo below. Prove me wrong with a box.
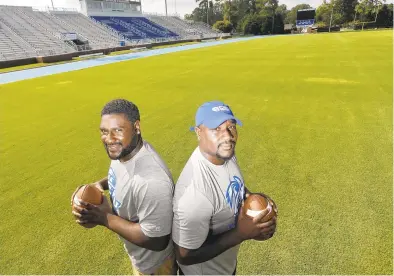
[105,213,169,251]
[96,177,109,190]
[176,229,243,265]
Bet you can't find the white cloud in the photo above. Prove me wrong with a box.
[0,0,323,17]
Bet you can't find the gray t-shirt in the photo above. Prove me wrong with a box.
[172,147,245,275]
[108,140,174,274]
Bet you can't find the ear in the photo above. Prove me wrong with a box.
[195,127,201,141]
[134,120,141,134]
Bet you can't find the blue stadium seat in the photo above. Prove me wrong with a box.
[91,16,180,40]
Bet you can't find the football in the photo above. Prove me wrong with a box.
[244,193,278,241]
[72,185,103,228]
[244,193,277,221]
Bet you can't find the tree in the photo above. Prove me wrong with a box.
[355,0,385,22]
[334,0,358,23]
[223,0,239,25]
[189,0,223,25]
[241,14,264,34]
[195,0,213,25]
[276,4,288,20]
[222,0,259,29]
[256,0,278,16]
[316,1,333,26]
[184,6,206,22]
[285,3,312,24]
[184,14,193,20]
[256,0,279,33]
[315,0,343,27]
[213,20,234,32]
[375,3,393,27]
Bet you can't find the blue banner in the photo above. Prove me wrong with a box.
[296,19,315,27]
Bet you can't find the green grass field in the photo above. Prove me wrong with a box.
[0,30,392,275]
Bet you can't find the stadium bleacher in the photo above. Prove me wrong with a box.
[0,4,225,62]
[92,16,179,40]
[54,12,127,49]
[0,22,36,60]
[0,6,75,58]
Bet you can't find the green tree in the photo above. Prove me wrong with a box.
[334,0,358,22]
[188,0,223,25]
[355,0,385,22]
[375,3,393,27]
[316,1,332,26]
[256,0,279,33]
[213,19,234,32]
[276,4,288,20]
[256,0,278,16]
[222,0,258,29]
[184,14,193,20]
[241,14,264,34]
[316,0,342,26]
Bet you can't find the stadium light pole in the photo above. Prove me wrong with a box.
[165,0,168,16]
[50,0,54,10]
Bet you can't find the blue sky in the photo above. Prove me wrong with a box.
[0,0,323,17]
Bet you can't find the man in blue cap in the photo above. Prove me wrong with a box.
[172,101,277,275]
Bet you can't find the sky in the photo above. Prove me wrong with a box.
[0,0,323,17]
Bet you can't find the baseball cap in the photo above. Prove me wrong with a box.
[190,101,243,131]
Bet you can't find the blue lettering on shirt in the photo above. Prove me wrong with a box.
[108,167,122,214]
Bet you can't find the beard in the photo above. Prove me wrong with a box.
[215,141,236,161]
[105,134,140,160]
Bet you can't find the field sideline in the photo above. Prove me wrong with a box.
[0,30,392,274]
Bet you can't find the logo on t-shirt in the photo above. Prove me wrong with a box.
[225,176,244,218]
[108,167,122,213]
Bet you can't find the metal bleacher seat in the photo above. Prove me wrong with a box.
[53,12,127,49]
[91,16,180,42]
[0,6,74,56]
[146,15,221,39]
[0,22,36,61]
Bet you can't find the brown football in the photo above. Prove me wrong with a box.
[244,193,277,241]
[244,194,277,221]
[72,185,103,229]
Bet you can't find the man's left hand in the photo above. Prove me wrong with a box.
[72,196,113,227]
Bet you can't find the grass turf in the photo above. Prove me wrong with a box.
[0,30,392,274]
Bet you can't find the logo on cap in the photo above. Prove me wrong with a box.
[212,106,230,112]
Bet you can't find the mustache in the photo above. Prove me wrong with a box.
[218,141,235,147]
[105,142,122,147]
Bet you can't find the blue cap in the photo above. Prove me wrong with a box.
[190,101,242,130]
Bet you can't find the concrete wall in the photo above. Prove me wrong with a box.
[36,53,74,63]
[0,36,231,69]
[0,57,37,69]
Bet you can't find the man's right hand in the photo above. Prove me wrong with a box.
[235,204,277,241]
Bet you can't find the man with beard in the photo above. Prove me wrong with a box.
[71,99,176,275]
[172,101,277,275]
